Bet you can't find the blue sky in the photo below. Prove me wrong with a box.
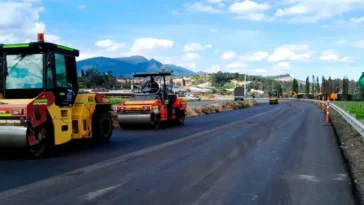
[2,0,364,80]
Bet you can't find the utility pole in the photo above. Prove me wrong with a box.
[244,74,247,97]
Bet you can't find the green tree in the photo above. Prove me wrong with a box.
[311,75,315,96]
[321,76,326,97]
[343,77,349,100]
[305,76,310,96]
[292,79,299,93]
[276,84,283,96]
[328,77,333,95]
[316,76,320,96]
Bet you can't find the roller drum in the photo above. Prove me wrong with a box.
[117,113,152,125]
[0,126,28,148]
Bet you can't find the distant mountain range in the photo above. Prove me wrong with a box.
[76,56,196,77]
[76,56,301,82]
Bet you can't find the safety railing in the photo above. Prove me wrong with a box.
[282,98,364,137]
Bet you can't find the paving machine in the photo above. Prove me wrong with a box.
[0,33,114,157]
[269,91,279,104]
[116,71,187,129]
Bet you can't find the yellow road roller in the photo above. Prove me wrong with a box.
[0,33,114,157]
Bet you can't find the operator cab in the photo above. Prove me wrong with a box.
[131,71,177,119]
[0,33,79,107]
[131,71,174,100]
[269,91,278,97]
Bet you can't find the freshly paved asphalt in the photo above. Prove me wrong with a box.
[0,101,357,205]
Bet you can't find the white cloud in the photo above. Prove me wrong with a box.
[229,0,270,14]
[275,5,309,17]
[205,0,225,7]
[319,50,350,62]
[182,53,200,61]
[43,34,69,45]
[177,62,197,69]
[239,51,269,61]
[349,16,364,24]
[184,2,223,13]
[353,40,364,48]
[229,0,270,21]
[217,3,225,8]
[95,39,126,51]
[171,10,179,15]
[207,65,221,73]
[77,51,102,61]
[215,49,220,53]
[225,61,248,69]
[274,0,364,23]
[206,0,222,3]
[220,51,236,60]
[272,62,290,71]
[0,0,55,43]
[334,40,347,45]
[255,68,267,73]
[131,38,174,52]
[78,48,126,61]
[210,28,218,32]
[268,44,314,62]
[232,13,266,21]
[77,5,86,10]
[184,43,212,51]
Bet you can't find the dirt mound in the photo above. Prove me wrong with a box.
[112,99,257,127]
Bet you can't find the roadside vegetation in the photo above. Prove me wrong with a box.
[334,101,364,120]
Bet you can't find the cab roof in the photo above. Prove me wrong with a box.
[132,71,173,77]
[0,42,79,57]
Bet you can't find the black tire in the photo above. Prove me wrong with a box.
[174,110,185,125]
[28,126,48,157]
[92,111,113,143]
[28,115,55,158]
[150,114,160,130]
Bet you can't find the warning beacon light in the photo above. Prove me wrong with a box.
[37,33,44,42]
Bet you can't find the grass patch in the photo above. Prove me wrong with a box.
[334,101,364,120]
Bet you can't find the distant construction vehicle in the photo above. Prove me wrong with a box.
[234,87,244,101]
[0,33,114,157]
[116,71,187,130]
[269,91,279,104]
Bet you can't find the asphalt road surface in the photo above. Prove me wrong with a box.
[0,101,357,205]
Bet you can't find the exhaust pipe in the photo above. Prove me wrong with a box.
[0,126,27,148]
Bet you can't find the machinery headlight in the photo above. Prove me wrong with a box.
[12,108,24,115]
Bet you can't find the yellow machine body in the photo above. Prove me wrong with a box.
[0,93,111,146]
[47,93,98,145]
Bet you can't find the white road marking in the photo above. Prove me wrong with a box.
[84,184,122,201]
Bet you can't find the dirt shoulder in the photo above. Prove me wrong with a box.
[330,107,364,205]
